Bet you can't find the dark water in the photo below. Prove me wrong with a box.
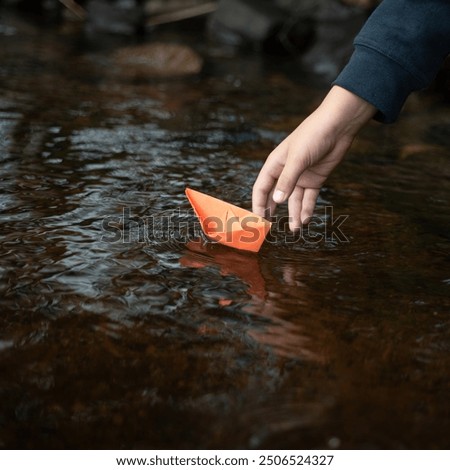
[1,11,449,450]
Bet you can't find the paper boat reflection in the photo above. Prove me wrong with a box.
[180,239,267,299]
[185,188,271,252]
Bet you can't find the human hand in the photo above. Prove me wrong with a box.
[252,86,376,231]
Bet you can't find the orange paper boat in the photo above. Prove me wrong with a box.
[185,188,271,252]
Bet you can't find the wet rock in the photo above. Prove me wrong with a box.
[112,42,203,78]
[208,0,285,46]
[207,0,312,53]
[208,0,369,77]
[300,0,367,79]
[85,0,145,35]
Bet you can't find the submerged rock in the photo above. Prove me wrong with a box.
[112,42,203,78]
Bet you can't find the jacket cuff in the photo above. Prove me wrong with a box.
[333,45,421,123]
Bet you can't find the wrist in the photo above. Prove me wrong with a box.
[319,85,377,137]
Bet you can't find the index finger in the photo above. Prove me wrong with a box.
[252,142,288,218]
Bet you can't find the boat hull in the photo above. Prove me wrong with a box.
[185,188,271,252]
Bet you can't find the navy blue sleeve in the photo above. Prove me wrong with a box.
[333,0,450,123]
